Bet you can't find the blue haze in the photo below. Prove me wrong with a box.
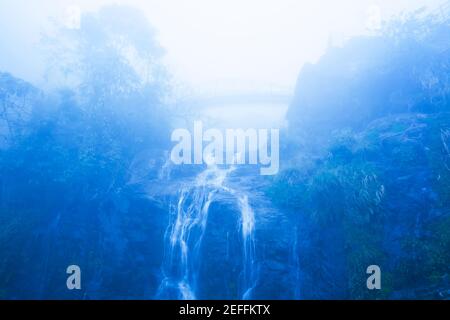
[0,3,450,300]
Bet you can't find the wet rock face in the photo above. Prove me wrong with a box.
[197,198,243,299]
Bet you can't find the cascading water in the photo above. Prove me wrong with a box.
[237,194,257,300]
[156,163,258,300]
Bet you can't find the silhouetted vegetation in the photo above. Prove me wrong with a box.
[0,6,171,299]
[270,7,450,299]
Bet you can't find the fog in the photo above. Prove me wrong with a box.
[1,0,450,300]
[0,0,445,96]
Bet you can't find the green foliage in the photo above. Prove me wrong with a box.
[266,168,308,210]
[0,6,172,298]
[269,112,450,298]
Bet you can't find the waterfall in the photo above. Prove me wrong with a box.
[237,194,257,300]
[156,165,228,299]
[156,164,258,299]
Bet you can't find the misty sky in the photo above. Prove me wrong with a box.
[0,0,446,96]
